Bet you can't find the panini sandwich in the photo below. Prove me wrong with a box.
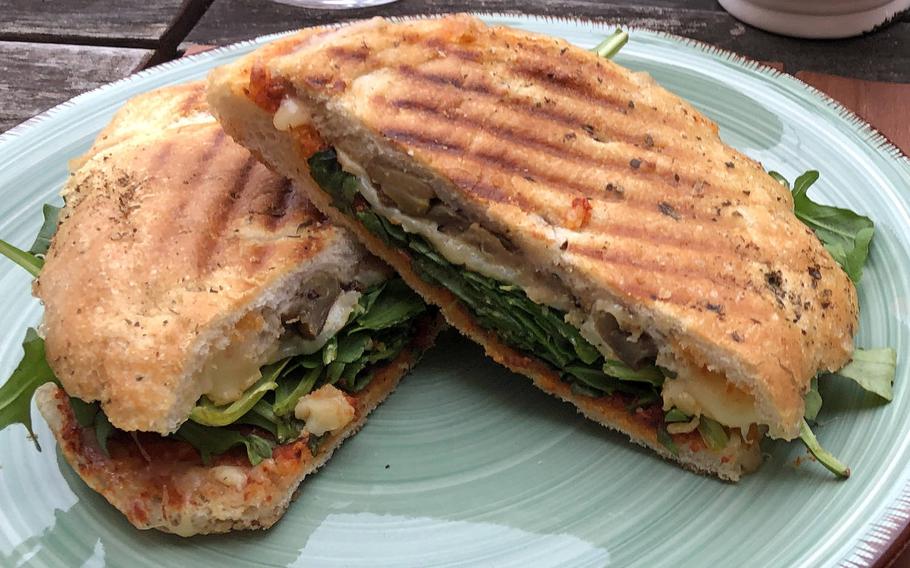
[208,15,869,481]
[0,82,442,534]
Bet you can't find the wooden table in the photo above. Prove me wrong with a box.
[1,1,909,565]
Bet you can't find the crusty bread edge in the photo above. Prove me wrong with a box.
[34,312,445,536]
[207,64,762,481]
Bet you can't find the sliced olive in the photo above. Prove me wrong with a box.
[295,275,342,339]
[594,312,658,370]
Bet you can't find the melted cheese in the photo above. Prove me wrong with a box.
[295,290,361,355]
[196,290,361,405]
[196,313,275,405]
[661,365,759,433]
[295,384,355,436]
[337,150,572,312]
[273,96,311,131]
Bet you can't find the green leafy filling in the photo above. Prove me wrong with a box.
[769,170,874,283]
[309,148,662,409]
[0,277,425,465]
[0,202,61,277]
[0,329,58,449]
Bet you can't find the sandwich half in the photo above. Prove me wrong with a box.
[0,81,443,534]
[208,15,860,481]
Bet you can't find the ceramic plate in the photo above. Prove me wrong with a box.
[1,15,909,568]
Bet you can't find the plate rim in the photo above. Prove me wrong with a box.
[0,13,908,567]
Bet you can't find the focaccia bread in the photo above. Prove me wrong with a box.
[208,15,858,480]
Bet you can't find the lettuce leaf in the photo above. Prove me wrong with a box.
[830,347,896,401]
[0,329,57,449]
[769,170,874,283]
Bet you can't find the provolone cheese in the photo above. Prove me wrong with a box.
[661,365,759,433]
[196,313,274,405]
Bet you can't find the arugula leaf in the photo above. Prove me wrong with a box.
[0,239,43,277]
[697,416,729,451]
[69,397,99,428]
[593,29,629,59]
[603,360,664,386]
[29,204,61,256]
[94,411,114,456]
[308,148,666,404]
[804,377,822,422]
[799,419,850,479]
[189,361,285,427]
[657,424,678,456]
[237,399,304,444]
[336,332,371,364]
[325,360,346,385]
[664,408,691,423]
[274,366,321,417]
[830,347,896,401]
[768,171,790,188]
[349,279,425,332]
[0,329,57,448]
[175,421,275,466]
[565,365,617,394]
[770,170,875,283]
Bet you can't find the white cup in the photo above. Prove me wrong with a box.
[718,0,910,38]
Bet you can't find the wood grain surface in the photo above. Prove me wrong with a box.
[0,42,151,132]
[184,0,910,82]
[0,0,198,46]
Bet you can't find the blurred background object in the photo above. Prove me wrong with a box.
[272,0,398,9]
[718,0,910,38]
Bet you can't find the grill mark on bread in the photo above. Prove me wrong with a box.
[142,130,227,251]
[326,45,370,62]
[178,83,206,116]
[395,66,649,150]
[379,122,728,225]
[261,177,297,230]
[394,61,704,167]
[570,242,755,293]
[384,95,720,208]
[198,155,258,273]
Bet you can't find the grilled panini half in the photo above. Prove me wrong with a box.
[30,82,443,534]
[208,15,858,480]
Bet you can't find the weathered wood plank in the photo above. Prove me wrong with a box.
[0,42,152,133]
[184,0,910,82]
[0,0,202,47]
[797,71,910,154]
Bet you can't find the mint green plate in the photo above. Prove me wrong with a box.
[1,15,909,568]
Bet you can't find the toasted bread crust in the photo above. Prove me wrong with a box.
[34,82,379,434]
[208,61,762,480]
[209,15,858,440]
[35,312,444,535]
